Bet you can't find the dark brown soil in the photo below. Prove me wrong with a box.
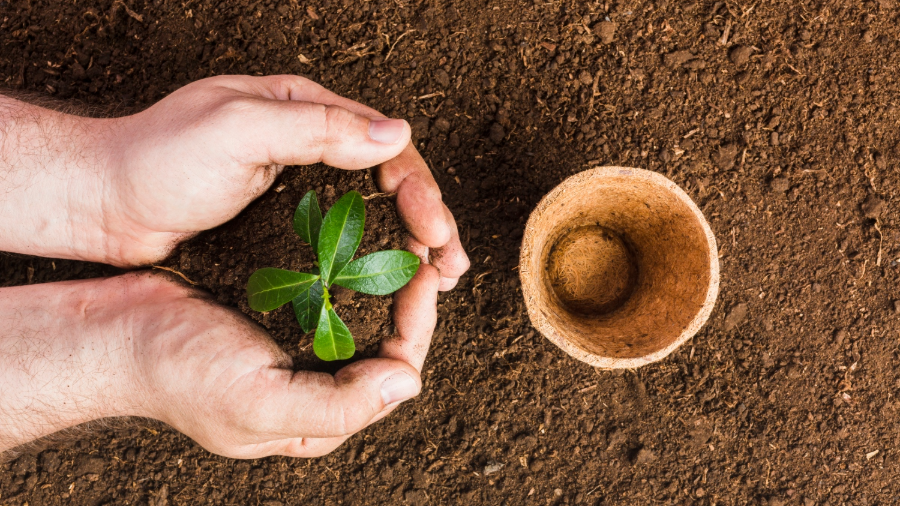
[2,0,900,504]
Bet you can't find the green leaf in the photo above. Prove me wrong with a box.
[333,250,420,295]
[313,294,355,361]
[317,191,365,285]
[247,268,319,312]
[293,190,323,251]
[292,278,324,333]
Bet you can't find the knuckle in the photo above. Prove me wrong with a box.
[305,103,329,153]
[323,105,358,144]
[335,398,375,435]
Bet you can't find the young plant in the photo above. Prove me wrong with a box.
[246,190,420,361]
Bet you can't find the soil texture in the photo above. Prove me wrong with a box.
[2,0,900,504]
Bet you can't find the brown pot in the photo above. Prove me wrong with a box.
[519,167,719,369]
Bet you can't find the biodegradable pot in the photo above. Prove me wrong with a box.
[520,167,719,369]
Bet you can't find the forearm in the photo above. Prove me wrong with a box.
[0,95,121,263]
[0,277,144,453]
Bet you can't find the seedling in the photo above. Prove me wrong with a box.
[246,190,420,361]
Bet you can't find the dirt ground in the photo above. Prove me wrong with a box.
[2,0,900,504]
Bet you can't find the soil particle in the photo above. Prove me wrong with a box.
[434,69,450,89]
[664,50,694,67]
[715,143,739,170]
[483,461,503,475]
[729,45,753,66]
[594,21,617,44]
[834,329,848,347]
[577,70,592,85]
[433,117,451,133]
[893,300,900,314]
[724,303,749,331]
[39,451,60,474]
[409,116,430,140]
[631,447,657,465]
[861,194,885,219]
[73,456,106,477]
[684,58,707,70]
[10,454,36,476]
[404,490,427,506]
[489,123,505,144]
[606,428,627,450]
[770,177,790,193]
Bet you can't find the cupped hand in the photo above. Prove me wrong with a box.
[123,268,440,458]
[104,75,468,289]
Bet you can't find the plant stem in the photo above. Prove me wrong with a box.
[322,286,332,311]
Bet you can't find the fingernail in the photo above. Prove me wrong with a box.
[380,372,419,405]
[369,118,406,144]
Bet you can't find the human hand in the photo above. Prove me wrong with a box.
[105,75,469,289]
[0,269,440,458]
[0,75,468,289]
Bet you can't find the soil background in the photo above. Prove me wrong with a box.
[2,0,900,504]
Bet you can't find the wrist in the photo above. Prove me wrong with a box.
[0,95,131,265]
[0,274,149,452]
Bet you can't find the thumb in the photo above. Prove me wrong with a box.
[259,358,421,439]
[247,99,411,170]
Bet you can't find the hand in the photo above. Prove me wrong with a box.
[0,270,440,458]
[0,75,468,288]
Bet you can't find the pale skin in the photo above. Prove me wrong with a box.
[0,75,469,458]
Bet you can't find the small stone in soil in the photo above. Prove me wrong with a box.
[893,300,900,314]
[483,461,504,475]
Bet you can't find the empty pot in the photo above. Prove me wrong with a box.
[519,167,719,369]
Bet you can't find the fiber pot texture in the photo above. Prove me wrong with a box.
[520,167,720,369]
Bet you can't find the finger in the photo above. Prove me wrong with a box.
[407,236,431,265]
[230,76,457,251]
[253,358,421,439]
[216,75,387,114]
[240,98,410,170]
[408,236,459,291]
[378,145,453,248]
[429,204,470,282]
[407,205,469,292]
[379,264,440,372]
[438,276,460,291]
